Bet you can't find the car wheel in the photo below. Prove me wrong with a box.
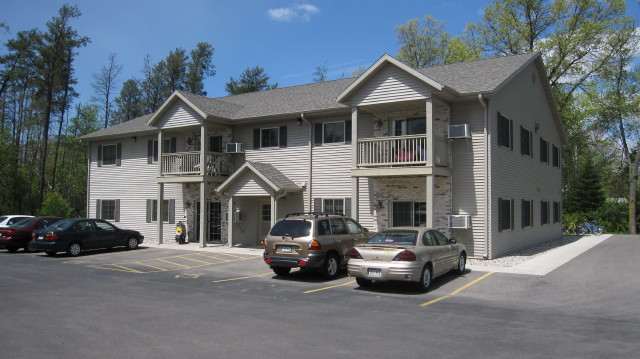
[322,254,340,279]
[356,277,373,288]
[45,250,57,256]
[272,267,291,276]
[456,253,466,274]
[7,247,18,253]
[417,265,433,291]
[127,237,139,250]
[67,243,82,257]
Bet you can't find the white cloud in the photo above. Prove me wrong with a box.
[268,3,319,22]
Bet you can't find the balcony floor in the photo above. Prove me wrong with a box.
[352,166,450,177]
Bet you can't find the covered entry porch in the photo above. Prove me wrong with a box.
[216,162,304,247]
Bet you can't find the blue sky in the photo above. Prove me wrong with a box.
[1,0,639,106]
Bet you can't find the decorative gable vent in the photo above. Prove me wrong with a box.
[448,124,471,139]
[225,143,245,153]
[448,215,471,229]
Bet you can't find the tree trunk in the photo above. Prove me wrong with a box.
[629,152,638,234]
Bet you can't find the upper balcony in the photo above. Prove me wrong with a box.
[357,134,428,167]
[161,151,230,178]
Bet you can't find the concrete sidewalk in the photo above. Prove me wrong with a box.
[143,242,264,256]
[467,234,612,276]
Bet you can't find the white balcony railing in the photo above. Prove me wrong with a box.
[161,151,229,176]
[357,134,428,167]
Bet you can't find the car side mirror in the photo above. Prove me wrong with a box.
[448,238,457,244]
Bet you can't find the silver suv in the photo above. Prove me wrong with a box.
[263,213,369,278]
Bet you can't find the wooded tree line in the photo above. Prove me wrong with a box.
[0,4,281,218]
[392,0,639,233]
[1,1,638,234]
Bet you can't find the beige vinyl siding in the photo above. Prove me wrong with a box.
[489,63,562,258]
[235,119,310,210]
[351,64,430,106]
[159,101,202,129]
[88,136,184,244]
[229,173,272,196]
[450,101,487,258]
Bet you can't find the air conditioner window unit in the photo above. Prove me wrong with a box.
[448,124,471,139]
[448,214,471,229]
[225,143,244,153]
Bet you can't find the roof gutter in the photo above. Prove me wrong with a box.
[478,93,490,259]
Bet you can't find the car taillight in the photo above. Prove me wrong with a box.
[44,232,58,241]
[348,248,363,259]
[309,239,321,250]
[392,250,416,261]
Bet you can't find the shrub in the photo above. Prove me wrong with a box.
[40,192,72,218]
[593,200,628,234]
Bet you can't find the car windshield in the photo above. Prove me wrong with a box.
[45,219,75,232]
[367,231,418,246]
[0,216,6,223]
[270,219,312,238]
[9,218,38,228]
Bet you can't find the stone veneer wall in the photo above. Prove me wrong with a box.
[182,182,229,244]
[368,175,451,236]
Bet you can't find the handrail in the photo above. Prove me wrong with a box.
[357,134,428,167]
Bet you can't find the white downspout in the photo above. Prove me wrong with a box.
[86,142,91,217]
[301,113,313,212]
[478,93,490,259]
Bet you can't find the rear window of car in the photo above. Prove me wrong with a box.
[0,216,7,223]
[10,218,38,228]
[46,219,75,232]
[367,231,418,246]
[270,220,312,238]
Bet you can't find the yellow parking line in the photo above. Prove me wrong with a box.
[420,272,494,308]
[176,255,216,265]
[156,258,192,268]
[304,280,356,294]
[135,262,169,272]
[211,272,273,284]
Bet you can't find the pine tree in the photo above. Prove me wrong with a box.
[225,66,277,95]
[566,156,605,214]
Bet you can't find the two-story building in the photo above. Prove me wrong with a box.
[82,52,565,259]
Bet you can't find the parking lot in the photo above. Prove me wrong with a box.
[2,235,640,359]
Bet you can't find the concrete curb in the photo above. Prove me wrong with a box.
[467,234,612,276]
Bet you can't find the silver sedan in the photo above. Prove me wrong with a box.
[347,227,467,290]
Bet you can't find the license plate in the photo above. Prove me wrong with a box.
[367,268,382,278]
[278,246,294,253]
[38,235,43,240]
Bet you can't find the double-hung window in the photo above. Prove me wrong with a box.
[101,200,116,220]
[553,201,560,223]
[521,199,533,228]
[497,113,513,149]
[520,126,533,157]
[552,145,559,167]
[323,199,344,216]
[540,138,549,164]
[498,198,514,231]
[146,199,174,223]
[541,200,550,225]
[314,121,352,145]
[392,201,426,227]
[261,128,279,148]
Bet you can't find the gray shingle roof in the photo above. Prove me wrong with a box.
[246,161,301,192]
[82,114,154,140]
[419,53,537,94]
[82,53,539,140]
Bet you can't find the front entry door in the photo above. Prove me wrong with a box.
[257,199,271,245]
[194,201,222,243]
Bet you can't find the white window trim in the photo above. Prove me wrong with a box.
[321,121,346,145]
[101,143,118,166]
[391,200,426,227]
[100,199,117,221]
[150,199,171,223]
[322,198,345,215]
[260,127,280,149]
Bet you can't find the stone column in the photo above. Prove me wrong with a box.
[227,196,233,248]
[426,176,434,228]
[425,98,434,167]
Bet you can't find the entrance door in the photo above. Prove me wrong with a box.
[257,199,272,245]
[194,201,222,243]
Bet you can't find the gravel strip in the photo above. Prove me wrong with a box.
[468,235,587,268]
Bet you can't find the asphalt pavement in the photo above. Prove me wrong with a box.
[1,235,639,359]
